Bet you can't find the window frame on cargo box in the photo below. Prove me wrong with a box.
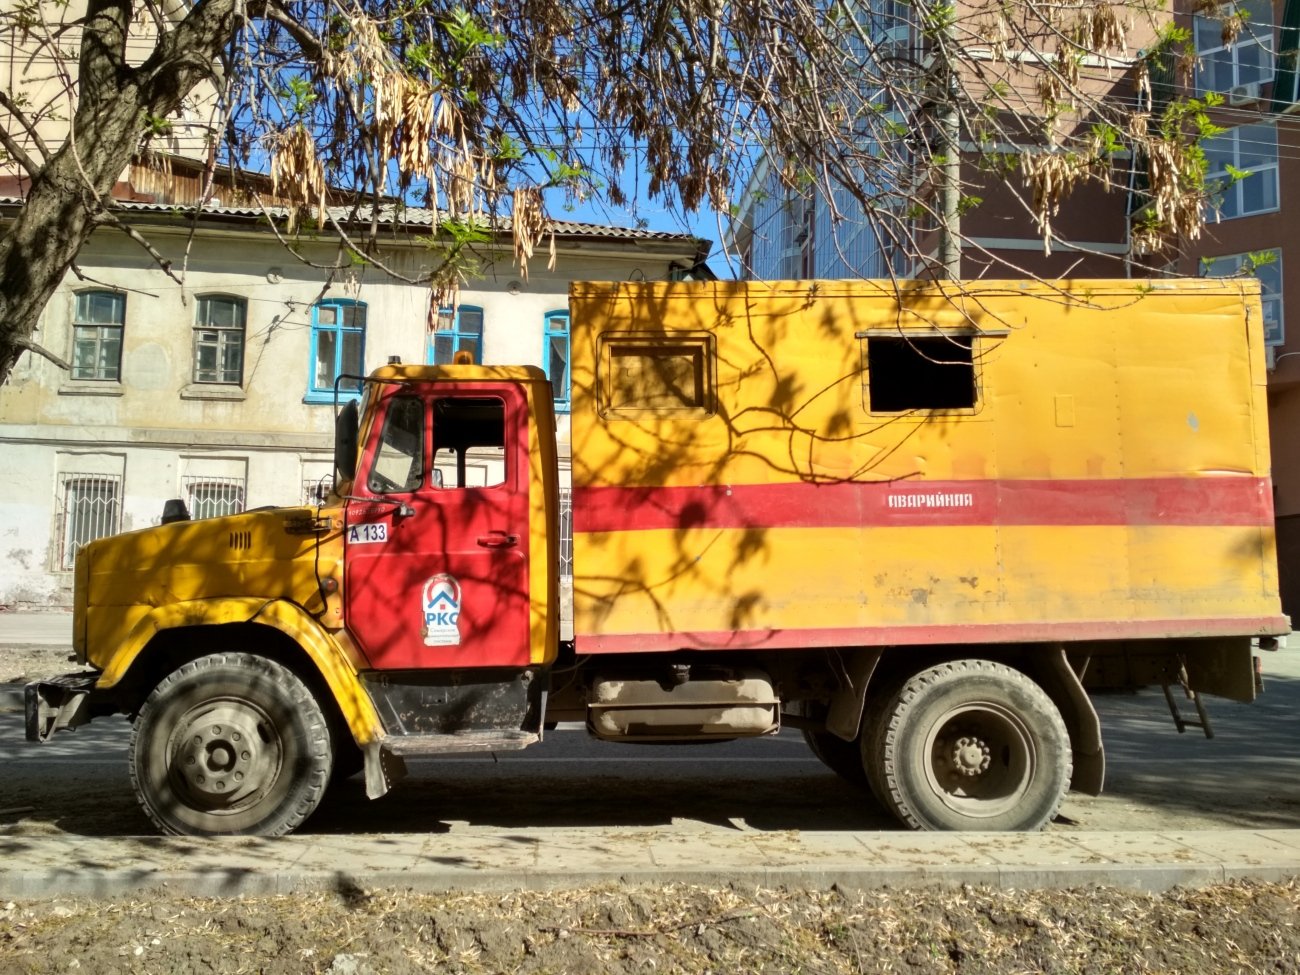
[596,331,717,418]
[859,329,991,416]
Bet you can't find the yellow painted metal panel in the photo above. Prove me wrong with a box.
[569,279,1286,647]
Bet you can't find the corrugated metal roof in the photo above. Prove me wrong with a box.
[0,196,701,244]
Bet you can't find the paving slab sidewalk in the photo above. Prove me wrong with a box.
[2,827,1300,898]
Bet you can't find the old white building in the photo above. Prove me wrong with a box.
[0,200,710,608]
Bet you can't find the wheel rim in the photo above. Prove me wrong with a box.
[166,697,284,816]
[921,701,1036,820]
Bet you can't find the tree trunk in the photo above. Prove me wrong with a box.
[0,0,243,387]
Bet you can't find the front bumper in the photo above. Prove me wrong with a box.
[25,672,103,742]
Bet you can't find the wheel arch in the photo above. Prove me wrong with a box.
[848,644,1103,797]
[95,598,384,749]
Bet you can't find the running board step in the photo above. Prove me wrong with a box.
[365,730,539,799]
[385,729,539,757]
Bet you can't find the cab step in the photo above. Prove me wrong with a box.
[384,729,539,756]
[365,730,540,798]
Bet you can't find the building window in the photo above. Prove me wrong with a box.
[429,306,484,364]
[310,299,365,400]
[544,311,571,412]
[779,195,814,279]
[1195,0,1274,94]
[1203,249,1284,346]
[56,474,121,569]
[194,295,246,385]
[71,291,125,381]
[558,486,573,578]
[1205,124,1279,221]
[181,476,246,520]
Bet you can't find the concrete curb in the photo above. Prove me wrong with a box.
[2,829,1299,899]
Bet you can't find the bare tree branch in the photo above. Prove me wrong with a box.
[0,90,50,172]
[13,334,70,371]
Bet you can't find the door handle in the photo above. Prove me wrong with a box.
[477,531,519,548]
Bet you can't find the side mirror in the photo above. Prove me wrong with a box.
[334,400,359,482]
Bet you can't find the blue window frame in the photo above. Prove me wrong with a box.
[308,299,365,402]
[544,310,570,412]
[428,306,484,364]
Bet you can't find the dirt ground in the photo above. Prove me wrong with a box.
[0,646,85,684]
[3,880,1300,974]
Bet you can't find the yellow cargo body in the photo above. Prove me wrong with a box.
[569,279,1288,653]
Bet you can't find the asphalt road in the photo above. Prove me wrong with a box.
[5,646,1300,837]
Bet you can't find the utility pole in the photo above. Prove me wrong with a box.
[933,3,961,279]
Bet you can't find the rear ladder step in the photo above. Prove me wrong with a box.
[1162,663,1214,739]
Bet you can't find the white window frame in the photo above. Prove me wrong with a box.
[1195,0,1275,94]
[71,290,125,382]
[1204,124,1279,221]
[193,294,247,385]
[1202,249,1284,346]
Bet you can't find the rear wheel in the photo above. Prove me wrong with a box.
[876,660,1071,832]
[802,729,869,789]
[129,653,332,836]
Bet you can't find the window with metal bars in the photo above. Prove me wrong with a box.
[558,487,573,578]
[182,476,246,520]
[56,474,121,569]
[302,478,329,505]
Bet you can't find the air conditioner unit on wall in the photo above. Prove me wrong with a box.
[1229,82,1262,106]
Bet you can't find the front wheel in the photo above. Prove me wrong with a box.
[875,660,1071,832]
[129,653,332,836]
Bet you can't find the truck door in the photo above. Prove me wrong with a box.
[344,383,531,671]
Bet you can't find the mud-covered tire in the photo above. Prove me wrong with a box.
[803,729,869,789]
[129,653,332,836]
[876,660,1071,832]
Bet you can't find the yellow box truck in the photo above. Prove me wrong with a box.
[27,278,1288,836]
